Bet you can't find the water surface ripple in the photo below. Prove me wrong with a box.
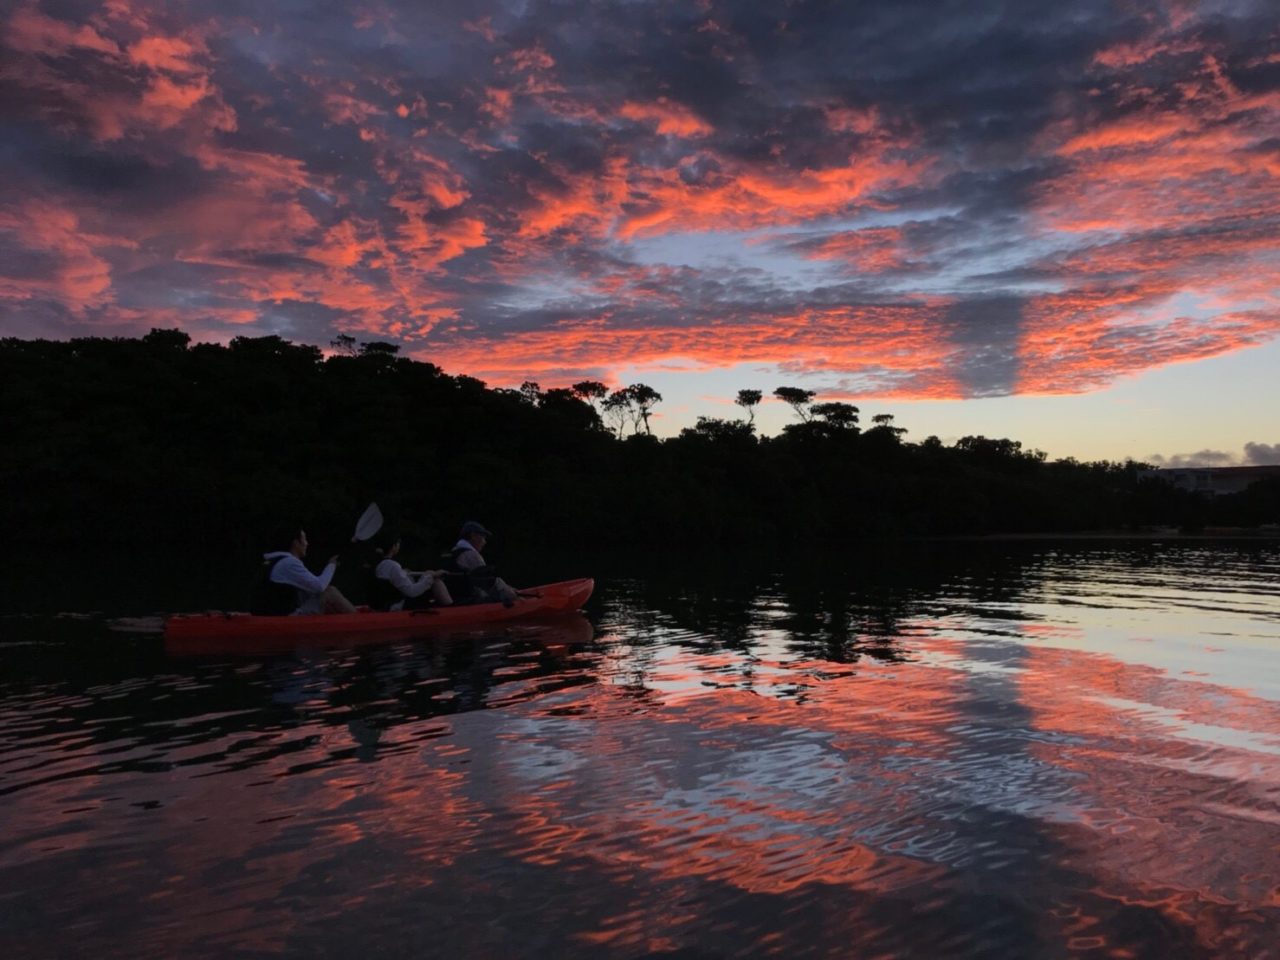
[2,542,1279,958]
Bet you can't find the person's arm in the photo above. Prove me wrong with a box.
[382,560,432,598]
[271,555,335,596]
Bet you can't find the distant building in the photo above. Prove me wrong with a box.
[1153,465,1280,496]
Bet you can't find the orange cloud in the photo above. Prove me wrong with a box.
[1092,35,1200,70]
[1056,114,1189,154]
[480,86,514,122]
[1016,292,1278,395]
[506,44,555,73]
[824,104,882,135]
[127,34,204,72]
[1037,48,1280,235]
[796,226,911,273]
[615,150,927,241]
[618,98,714,138]
[4,5,236,143]
[404,301,968,399]
[391,197,488,268]
[322,91,387,127]
[507,132,925,247]
[1011,34,1280,394]
[461,16,497,43]
[3,1,1275,408]
[137,73,218,128]
[516,155,631,240]
[0,200,122,310]
[5,3,118,58]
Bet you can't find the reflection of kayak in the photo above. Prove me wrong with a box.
[504,612,595,648]
[164,578,594,654]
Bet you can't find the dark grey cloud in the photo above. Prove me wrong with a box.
[256,298,351,343]
[940,297,1023,397]
[1244,442,1280,466]
[0,232,61,281]
[1147,444,1280,468]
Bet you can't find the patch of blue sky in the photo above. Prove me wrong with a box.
[489,274,605,314]
[611,206,1042,297]
[1094,290,1262,338]
[618,229,823,290]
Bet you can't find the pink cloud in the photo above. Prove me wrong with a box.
[6,3,119,58]
[618,98,713,138]
[0,200,127,311]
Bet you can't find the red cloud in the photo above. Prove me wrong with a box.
[0,200,123,310]
[1056,114,1188,155]
[618,99,714,138]
[507,132,926,248]
[405,301,968,399]
[4,4,236,143]
[515,156,631,240]
[127,34,204,72]
[823,104,882,135]
[391,199,488,268]
[322,91,387,128]
[1017,293,1278,395]
[795,227,911,273]
[6,3,118,58]
[1012,35,1280,394]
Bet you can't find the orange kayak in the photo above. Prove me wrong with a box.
[164,578,594,654]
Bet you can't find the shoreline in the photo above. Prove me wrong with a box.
[950,529,1280,542]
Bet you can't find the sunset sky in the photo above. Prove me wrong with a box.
[1,0,1277,463]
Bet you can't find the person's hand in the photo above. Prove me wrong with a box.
[328,555,340,566]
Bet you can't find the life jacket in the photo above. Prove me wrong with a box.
[250,555,298,616]
[442,546,498,604]
[366,560,407,612]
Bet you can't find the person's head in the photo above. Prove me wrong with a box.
[270,525,307,557]
[376,531,402,559]
[459,520,491,547]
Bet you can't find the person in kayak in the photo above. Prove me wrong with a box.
[368,533,453,610]
[252,527,357,615]
[448,520,519,605]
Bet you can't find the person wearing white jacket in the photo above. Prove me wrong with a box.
[449,520,519,604]
[253,528,357,615]
[369,535,452,610]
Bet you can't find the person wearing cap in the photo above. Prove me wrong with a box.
[251,526,358,616]
[367,533,452,611]
[449,521,519,604]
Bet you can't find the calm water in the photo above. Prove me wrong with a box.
[3,541,1279,959]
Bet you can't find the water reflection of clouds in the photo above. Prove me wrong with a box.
[1091,696,1280,760]
[573,547,1280,943]
[483,689,957,898]
[6,544,1280,957]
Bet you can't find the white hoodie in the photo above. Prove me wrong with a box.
[263,551,337,615]
[374,558,436,610]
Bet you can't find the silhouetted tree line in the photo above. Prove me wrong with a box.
[2,331,1274,557]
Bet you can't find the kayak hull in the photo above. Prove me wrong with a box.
[164,578,594,654]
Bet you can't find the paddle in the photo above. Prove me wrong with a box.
[329,502,383,568]
[302,504,381,614]
[352,502,383,543]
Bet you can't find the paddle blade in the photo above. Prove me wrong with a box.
[353,502,383,542]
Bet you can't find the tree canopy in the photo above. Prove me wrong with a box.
[1,332,1267,559]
